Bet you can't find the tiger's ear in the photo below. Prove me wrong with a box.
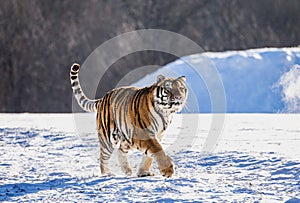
[178,76,186,82]
[157,75,166,83]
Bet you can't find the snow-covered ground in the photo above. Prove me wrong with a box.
[1,113,299,202]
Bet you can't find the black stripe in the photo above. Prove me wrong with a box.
[121,133,132,146]
[156,87,160,98]
[135,87,157,133]
[74,88,81,95]
[95,100,99,110]
[101,149,113,160]
[136,90,147,129]
[79,96,85,103]
[149,102,159,130]
[88,102,94,111]
[86,102,91,111]
[131,91,138,115]
[114,89,126,102]
[160,87,165,98]
[82,99,88,107]
[70,76,77,80]
[118,100,124,133]
[149,115,158,132]
[119,147,129,154]
[141,90,154,131]
[145,148,149,155]
[123,97,131,137]
[101,96,109,140]
[70,71,77,75]
[116,92,125,127]
[72,81,78,87]
[132,90,143,127]
[152,100,166,129]
[99,134,113,154]
[115,90,131,139]
[106,93,112,143]
[72,64,80,71]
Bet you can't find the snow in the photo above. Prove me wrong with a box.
[276,65,300,112]
[1,47,300,202]
[1,113,299,202]
[133,47,300,113]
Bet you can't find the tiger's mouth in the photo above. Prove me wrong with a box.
[168,97,186,109]
[169,96,185,106]
[158,101,182,107]
[165,101,183,110]
[169,101,182,106]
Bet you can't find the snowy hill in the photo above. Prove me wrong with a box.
[133,47,300,113]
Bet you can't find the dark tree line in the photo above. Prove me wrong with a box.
[0,0,299,112]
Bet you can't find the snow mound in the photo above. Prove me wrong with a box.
[133,47,300,113]
[275,64,300,113]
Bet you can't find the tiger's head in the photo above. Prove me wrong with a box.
[154,74,188,113]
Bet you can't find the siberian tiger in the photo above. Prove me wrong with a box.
[70,63,188,177]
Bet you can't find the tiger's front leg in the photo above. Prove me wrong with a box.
[133,138,174,177]
[137,155,154,177]
[153,150,174,178]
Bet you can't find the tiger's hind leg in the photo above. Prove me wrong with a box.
[99,135,114,175]
[100,150,114,175]
[118,149,132,176]
[137,155,154,177]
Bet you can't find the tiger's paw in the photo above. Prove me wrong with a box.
[101,171,116,177]
[137,170,155,177]
[121,166,133,176]
[156,154,174,178]
[160,164,174,178]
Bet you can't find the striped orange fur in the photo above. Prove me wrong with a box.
[70,63,188,177]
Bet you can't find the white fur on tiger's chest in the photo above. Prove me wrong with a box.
[150,108,173,137]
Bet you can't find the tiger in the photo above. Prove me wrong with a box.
[70,63,188,177]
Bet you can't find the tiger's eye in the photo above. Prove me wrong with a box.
[165,81,172,88]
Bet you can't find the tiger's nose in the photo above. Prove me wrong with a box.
[173,96,182,100]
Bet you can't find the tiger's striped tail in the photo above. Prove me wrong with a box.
[70,63,97,112]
